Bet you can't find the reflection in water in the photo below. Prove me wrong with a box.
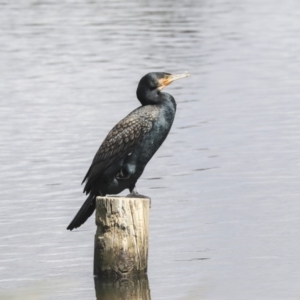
[94,276,151,300]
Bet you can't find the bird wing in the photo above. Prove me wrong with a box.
[82,107,158,194]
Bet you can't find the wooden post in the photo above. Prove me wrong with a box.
[94,196,150,279]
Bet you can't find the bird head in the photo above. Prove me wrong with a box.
[137,72,190,105]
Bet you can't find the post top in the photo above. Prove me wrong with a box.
[96,195,151,201]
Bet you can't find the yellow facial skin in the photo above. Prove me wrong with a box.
[158,72,191,91]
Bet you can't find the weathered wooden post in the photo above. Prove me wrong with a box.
[94,196,150,279]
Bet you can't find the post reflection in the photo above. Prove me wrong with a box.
[94,275,151,300]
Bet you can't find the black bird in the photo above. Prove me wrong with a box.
[67,72,190,230]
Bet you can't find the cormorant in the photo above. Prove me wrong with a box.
[67,72,190,230]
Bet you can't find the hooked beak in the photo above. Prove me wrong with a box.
[158,72,191,91]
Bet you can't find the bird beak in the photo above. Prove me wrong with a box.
[158,72,191,91]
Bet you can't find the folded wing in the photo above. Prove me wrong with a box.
[82,107,158,194]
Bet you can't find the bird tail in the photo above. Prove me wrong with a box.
[67,193,98,231]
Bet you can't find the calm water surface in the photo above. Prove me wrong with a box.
[1,0,300,299]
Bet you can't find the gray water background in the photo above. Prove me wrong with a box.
[1,0,300,299]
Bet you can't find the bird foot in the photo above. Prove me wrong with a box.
[126,193,149,199]
[127,187,151,207]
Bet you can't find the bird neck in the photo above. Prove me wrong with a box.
[158,92,177,111]
[137,88,176,108]
[137,87,159,105]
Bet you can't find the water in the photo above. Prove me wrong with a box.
[1,0,300,299]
